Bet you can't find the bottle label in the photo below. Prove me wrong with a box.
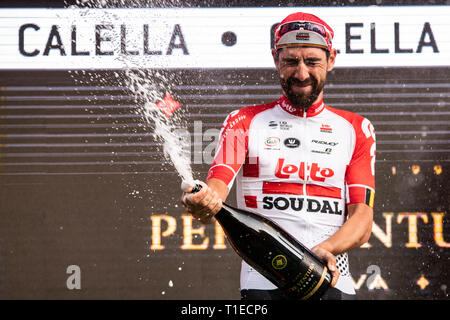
[299,266,329,300]
[282,255,329,299]
[271,255,288,270]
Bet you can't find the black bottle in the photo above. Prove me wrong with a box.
[190,184,332,300]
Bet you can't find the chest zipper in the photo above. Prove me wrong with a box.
[302,111,308,200]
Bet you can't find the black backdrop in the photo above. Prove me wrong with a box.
[1,67,449,299]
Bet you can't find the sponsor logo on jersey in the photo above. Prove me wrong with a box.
[268,118,292,130]
[265,137,280,147]
[281,100,297,113]
[320,124,332,133]
[311,140,337,154]
[275,158,334,182]
[268,120,278,129]
[279,120,292,130]
[311,139,338,146]
[219,110,247,141]
[284,138,300,148]
[262,196,343,215]
[312,148,333,155]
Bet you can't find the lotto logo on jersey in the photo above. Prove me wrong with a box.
[274,158,334,182]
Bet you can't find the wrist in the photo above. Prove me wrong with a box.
[316,241,335,254]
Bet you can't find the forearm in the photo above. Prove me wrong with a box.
[317,203,373,255]
[206,178,229,202]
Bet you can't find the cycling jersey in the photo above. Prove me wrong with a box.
[207,95,376,295]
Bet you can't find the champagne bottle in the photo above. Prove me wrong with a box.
[185,182,332,300]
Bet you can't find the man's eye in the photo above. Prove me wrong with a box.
[305,60,319,66]
[284,59,298,66]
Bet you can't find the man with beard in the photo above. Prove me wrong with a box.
[181,12,376,300]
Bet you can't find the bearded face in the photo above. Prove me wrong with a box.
[279,73,325,110]
[274,47,332,110]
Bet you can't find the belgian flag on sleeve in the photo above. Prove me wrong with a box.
[365,188,375,208]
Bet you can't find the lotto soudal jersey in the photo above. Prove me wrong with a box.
[207,95,376,295]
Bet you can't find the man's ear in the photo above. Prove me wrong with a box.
[272,48,280,71]
[327,48,337,72]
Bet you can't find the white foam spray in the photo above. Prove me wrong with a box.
[65,0,195,186]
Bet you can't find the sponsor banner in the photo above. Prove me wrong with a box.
[0,6,449,69]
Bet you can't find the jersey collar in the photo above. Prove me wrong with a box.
[278,95,325,118]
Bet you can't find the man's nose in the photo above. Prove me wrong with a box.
[294,62,310,81]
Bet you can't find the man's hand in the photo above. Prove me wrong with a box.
[311,245,340,287]
[180,180,223,224]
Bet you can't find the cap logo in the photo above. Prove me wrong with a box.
[274,13,334,52]
[296,32,310,41]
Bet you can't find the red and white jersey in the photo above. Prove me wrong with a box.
[207,95,376,294]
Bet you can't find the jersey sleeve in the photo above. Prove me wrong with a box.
[206,108,252,189]
[345,117,376,207]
